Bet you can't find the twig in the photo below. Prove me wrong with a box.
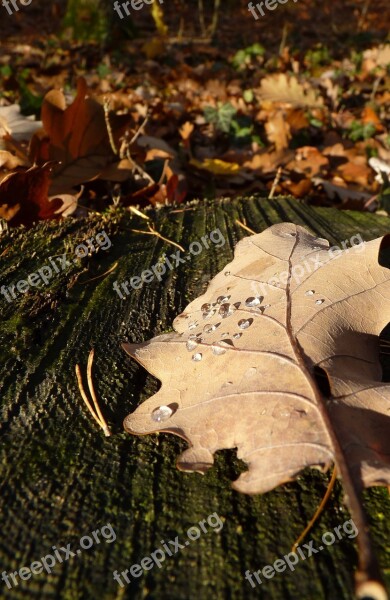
[269,166,283,199]
[131,224,185,252]
[128,206,150,220]
[209,0,221,37]
[87,349,111,437]
[235,219,257,235]
[104,98,118,156]
[78,262,118,285]
[291,466,338,553]
[129,114,149,146]
[198,0,207,37]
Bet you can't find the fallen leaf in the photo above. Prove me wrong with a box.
[258,74,323,108]
[265,110,291,151]
[0,162,65,227]
[123,223,390,599]
[190,158,241,176]
[30,78,132,194]
[0,105,42,141]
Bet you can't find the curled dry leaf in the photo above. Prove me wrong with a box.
[123,223,390,599]
[0,162,65,227]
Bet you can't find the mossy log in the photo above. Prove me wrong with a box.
[0,196,389,600]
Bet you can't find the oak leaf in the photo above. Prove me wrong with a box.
[123,223,390,599]
[29,78,132,195]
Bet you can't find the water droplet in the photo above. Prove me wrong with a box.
[216,295,231,304]
[246,367,257,377]
[220,332,229,339]
[238,318,253,330]
[218,303,237,318]
[245,297,261,307]
[186,339,198,351]
[305,290,315,296]
[233,332,242,339]
[203,324,216,334]
[188,321,198,330]
[212,344,227,356]
[224,271,231,276]
[263,304,271,309]
[152,406,173,422]
[315,299,325,305]
[202,308,216,319]
[201,303,211,317]
[192,353,202,361]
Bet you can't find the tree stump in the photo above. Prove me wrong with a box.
[0,196,389,600]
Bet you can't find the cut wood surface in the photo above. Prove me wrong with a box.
[0,196,389,600]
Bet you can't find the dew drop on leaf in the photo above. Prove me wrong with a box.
[192,353,202,361]
[152,405,173,422]
[315,299,325,305]
[305,290,315,296]
[245,297,261,307]
[211,344,227,356]
[238,318,253,329]
[186,339,198,351]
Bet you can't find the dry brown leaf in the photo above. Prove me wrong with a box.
[286,146,329,178]
[265,110,291,151]
[29,78,132,194]
[313,177,371,206]
[258,74,323,108]
[0,162,66,227]
[122,223,390,599]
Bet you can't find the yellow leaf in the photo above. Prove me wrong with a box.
[151,0,168,37]
[190,158,240,175]
[142,37,165,59]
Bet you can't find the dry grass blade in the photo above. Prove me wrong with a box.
[131,224,185,252]
[78,261,118,285]
[291,466,338,552]
[75,364,105,429]
[87,349,111,437]
[235,219,257,235]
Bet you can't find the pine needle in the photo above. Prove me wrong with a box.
[75,364,105,430]
[78,262,118,285]
[131,224,185,252]
[87,349,111,437]
[235,219,257,235]
[75,351,111,437]
[291,466,338,553]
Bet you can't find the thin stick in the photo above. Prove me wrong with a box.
[235,219,257,235]
[87,349,111,437]
[129,206,150,220]
[269,166,282,199]
[131,224,185,252]
[104,98,118,156]
[75,364,104,429]
[129,114,149,146]
[209,0,221,37]
[291,466,338,553]
[78,262,118,285]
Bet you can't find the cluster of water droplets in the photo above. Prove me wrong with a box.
[304,289,325,305]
